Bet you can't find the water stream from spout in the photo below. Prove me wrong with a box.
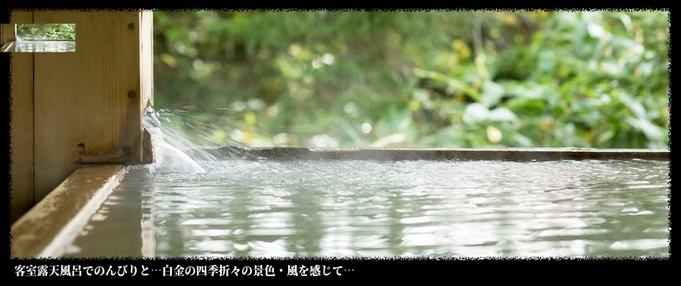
[143,108,206,174]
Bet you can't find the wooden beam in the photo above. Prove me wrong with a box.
[9,11,35,224]
[139,10,154,163]
[11,165,126,258]
[200,147,671,162]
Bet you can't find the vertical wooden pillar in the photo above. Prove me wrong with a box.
[7,11,35,224]
[8,10,154,223]
[139,10,154,111]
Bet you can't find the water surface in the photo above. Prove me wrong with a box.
[7,40,76,52]
[65,158,670,258]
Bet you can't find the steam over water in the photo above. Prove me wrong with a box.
[65,156,669,258]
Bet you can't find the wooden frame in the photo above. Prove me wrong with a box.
[7,10,154,223]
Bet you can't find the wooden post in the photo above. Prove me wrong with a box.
[7,11,34,224]
[7,10,154,223]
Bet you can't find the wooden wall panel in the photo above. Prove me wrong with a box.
[9,11,35,223]
[140,10,154,112]
[9,10,150,223]
[32,11,142,202]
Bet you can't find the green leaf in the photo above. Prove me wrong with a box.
[587,22,606,39]
[618,93,647,119]
[411,88,430,103]
[480,80,505,107]
[463,103,489,124]
[514,133,533,147]
[488,107,518,122]
[412,68,481,101]
[625,116,664,141]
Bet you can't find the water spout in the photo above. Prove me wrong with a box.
[143,107,205,174]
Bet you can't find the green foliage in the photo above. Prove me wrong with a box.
[17,23,75,40]
[153,10,669,149]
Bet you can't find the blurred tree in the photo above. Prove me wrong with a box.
[16,23,75,40]
[153,10,669,149]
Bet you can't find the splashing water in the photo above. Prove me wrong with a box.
[143,108,206,174]
[143,108,260,173]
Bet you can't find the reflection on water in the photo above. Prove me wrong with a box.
[65,159,669,258]
[7,40,76,52]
